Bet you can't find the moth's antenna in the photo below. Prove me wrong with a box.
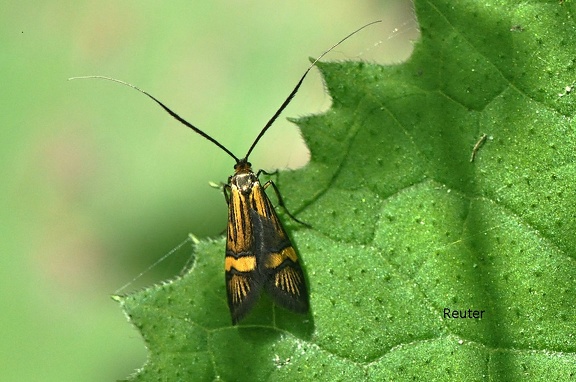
[243,20,382,161]
[68,76,241,163]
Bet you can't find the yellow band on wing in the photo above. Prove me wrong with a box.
[264,247,299,269]
[225,255,256,272]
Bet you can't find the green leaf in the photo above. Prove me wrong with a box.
[117,0,576,380]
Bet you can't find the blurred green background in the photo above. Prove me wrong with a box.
[1,1,418,380]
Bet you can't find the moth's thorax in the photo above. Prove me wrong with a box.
[229,160,258,193]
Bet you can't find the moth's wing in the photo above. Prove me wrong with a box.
[251,188,309,314]
[263,243,309,313]
[225,188,263,324]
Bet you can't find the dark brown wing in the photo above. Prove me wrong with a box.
[249,184,309,314]
[225,183,263,324]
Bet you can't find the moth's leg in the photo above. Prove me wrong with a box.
[256,169,277,177]
[223,184,231,205]
[209,181,230,204]
[262,179,311,228]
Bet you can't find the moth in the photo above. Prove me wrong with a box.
[72,21,380,324]
[224,159,309,323]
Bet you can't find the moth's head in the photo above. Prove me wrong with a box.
[233,158,252,174]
